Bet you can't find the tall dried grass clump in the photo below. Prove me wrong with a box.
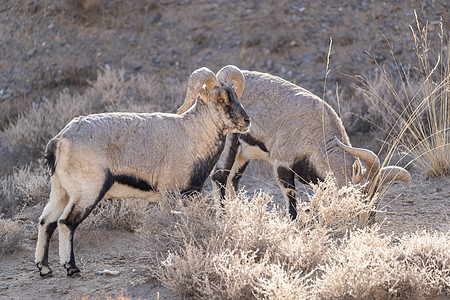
[0,162,50,216]
[140,175,377,299]
[357,14,450,177]
[143,192,319,299]
[0,218,24,257]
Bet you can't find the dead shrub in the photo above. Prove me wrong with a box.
[0,162,50,217]
[81,198,154,231]
[137,175,448,299]
[316,228,450,299]
[297,173,377,231]
[140,174,379,299]
[140,191,324,299]
[397,231,450,297]
[0,217,24,257]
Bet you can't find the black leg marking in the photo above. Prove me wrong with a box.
[60,169,114,276]
[240,134,268,153]
[38,221,58,277]
[231,161,249,191]
[292,156,323,185]
[287,190,297,220]
[277,166,297,220]
[65,230,80,277]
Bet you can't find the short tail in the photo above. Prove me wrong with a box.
[44,139,58,176]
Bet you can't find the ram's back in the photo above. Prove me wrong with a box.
[240,71,349,156]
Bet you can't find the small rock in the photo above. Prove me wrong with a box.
[26,48,37,58]
[147,12,162,26]
[95,269,120,276]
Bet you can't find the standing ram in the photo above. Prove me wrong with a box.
[211,70,410,219]
[35,65,250,277]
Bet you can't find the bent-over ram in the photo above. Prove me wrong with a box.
[211,70,410,219]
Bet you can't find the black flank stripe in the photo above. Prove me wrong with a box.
[113,174,154,192]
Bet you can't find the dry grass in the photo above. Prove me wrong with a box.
[81,198,154,231]
[138,187,449,299]
[139,175,429,299]
[316,229,450,299]
[0,217,24,258]
[356,13,450,177]
[0,161,50,216]
[297,174,378,232]
[142,191,322,299]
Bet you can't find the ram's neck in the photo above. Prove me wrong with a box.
[179,104,227,194]
[181,103,224,139]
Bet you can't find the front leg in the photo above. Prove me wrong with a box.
[211,133,240,205]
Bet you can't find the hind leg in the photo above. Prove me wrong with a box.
[274,161,297,220]
[58,171,113,276]
[35,177,69,277]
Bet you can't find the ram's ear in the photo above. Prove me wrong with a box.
[197,85,209,104]
[352,160,364,184]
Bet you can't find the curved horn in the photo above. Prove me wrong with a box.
[216,65,245,98]
[177,67,219,115]
[378,166,411,186]
[335,136,380,179]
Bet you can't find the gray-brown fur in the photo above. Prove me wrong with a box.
[35,66,250,277]
[212,70,410,219]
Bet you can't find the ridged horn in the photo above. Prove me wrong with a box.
[335,136,381,179]
[177,67,219,115]
[378,166,411,186]
[216,65,245,98]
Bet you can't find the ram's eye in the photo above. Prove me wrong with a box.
[217,98,224,104]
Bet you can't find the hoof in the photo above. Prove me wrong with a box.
[40,272,54,278]
[37,263,53,278]
[65,265,81,277]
